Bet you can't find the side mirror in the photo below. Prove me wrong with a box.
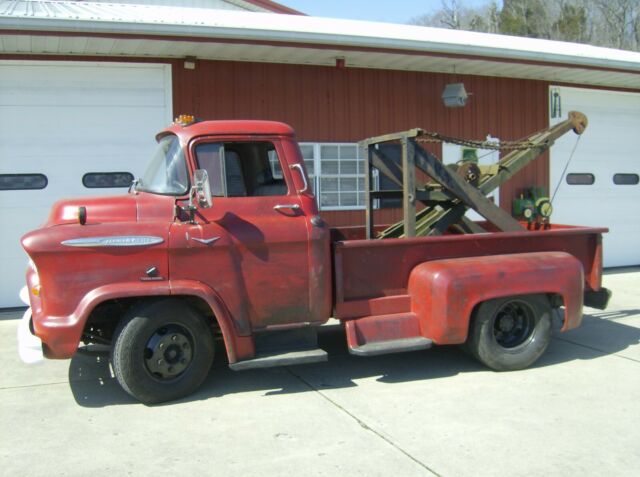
[193,169,213,209]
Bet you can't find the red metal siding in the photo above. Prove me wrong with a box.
[172,59,550,226]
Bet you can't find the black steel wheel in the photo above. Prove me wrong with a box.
[112,299,214,404]
[144,324,194,380]
[466,294,552,371]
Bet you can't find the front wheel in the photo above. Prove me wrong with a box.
[466,294,552,371]
[111,299,214,404]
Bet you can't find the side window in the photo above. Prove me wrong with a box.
[268,148,283,179]
[242,143,288,197]
[195,143,225,196]
[195,141,288,198]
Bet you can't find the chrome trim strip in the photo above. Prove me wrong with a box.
[191,236,220,245]
[61,236,164,247]
[289,163,309,194]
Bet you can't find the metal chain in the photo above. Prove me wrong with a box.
[416,131,548,151]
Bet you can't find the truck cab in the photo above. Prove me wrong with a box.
[161,118,332,333]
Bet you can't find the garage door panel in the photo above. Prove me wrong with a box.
[0,64,169,107]
[554,195,639,267]
[0,259,30,304]
[0,206,52,257]
[0,61,171,307]
[550,86,640,268]
[553,138,613,161]
[0,105,166,150]
[604,230,640,268]
[0,87,164,107]
[0,188,57,208]
[1,158,142,202]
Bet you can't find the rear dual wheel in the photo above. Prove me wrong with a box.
[466,294,552,371]
[111,299,215,404]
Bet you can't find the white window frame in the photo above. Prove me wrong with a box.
[299,142,369,211]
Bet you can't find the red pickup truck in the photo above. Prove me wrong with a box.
[19,118,610,403]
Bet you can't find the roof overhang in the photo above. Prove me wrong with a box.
[1,0,639,90]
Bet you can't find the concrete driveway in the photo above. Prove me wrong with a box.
[1,268,639,476]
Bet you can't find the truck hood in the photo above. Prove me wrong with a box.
[45,195,138,226]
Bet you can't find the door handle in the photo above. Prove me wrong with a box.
[273,204,301,211]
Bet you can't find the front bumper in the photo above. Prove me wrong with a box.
[17,287,44,364]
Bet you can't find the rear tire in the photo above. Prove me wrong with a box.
[112,299,214,404]
[466,294,552,371]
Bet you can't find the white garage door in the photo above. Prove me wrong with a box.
[549,86,640,268]
[0,61,172,307]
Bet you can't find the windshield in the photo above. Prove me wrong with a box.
[137,135,189,195]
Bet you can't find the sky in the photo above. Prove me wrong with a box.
[280,0,497,24]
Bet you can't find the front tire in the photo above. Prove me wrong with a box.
[466,294,552,371]
[112,299,214,404]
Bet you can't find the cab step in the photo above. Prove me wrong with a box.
[345,312,433,356]
[349,337,433,356]
[229,326,327,371]
[229,348,328,371]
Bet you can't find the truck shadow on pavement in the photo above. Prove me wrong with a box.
[68,309,640,408]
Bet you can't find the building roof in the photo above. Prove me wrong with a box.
[1,0,639,89]
[240,0,302,15]
[85,0,304,15]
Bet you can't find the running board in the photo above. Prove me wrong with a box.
[349,337,433,357]
[229,348,328,371]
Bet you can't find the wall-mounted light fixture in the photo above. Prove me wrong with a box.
[442,82,469,108]
[184,56,197,70]
[335,57,346,69]
[550,87,562,118]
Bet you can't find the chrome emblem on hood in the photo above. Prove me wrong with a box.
[61,236,164,247]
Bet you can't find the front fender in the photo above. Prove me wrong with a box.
[408,252,584,344]
[34,280,253,363]
[169,279,254,363]
[33,281,172,359]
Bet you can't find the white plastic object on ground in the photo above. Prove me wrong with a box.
[17,286,43,364]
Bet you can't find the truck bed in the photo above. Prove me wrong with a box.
[332,223,606,320]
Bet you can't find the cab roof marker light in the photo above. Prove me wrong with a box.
[174,114,196,127]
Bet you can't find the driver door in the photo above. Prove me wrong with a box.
[170,138,312,332]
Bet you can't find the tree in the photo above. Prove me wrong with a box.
[553,3,589,43]
[410,0,500,33]
[410,0,640,51]
[499,0,551,39]
[592,0,640,50]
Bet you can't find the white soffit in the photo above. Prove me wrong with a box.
[1,0,639,89]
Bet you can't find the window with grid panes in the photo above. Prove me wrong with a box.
[299,143,366,210]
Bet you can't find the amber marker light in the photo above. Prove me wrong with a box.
[174,114,196,126]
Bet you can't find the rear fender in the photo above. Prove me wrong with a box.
[408,252,584,344]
